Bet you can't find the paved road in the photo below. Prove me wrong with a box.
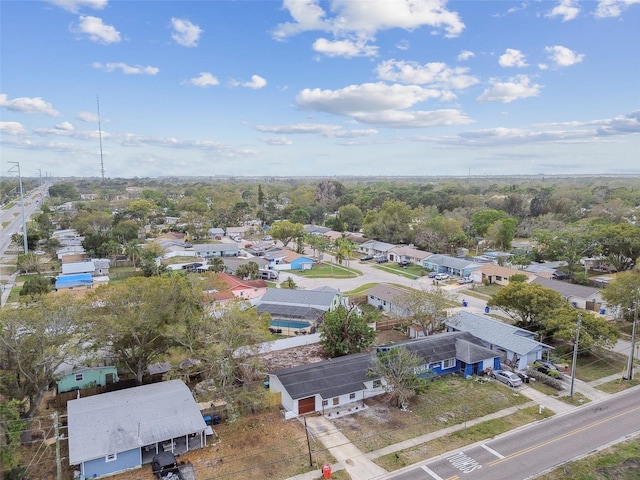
[378,386,640,480]
[0,183,49,255]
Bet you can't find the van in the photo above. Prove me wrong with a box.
[259,269,279,280]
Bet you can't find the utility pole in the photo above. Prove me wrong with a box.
[8,161,28,254]
[53,411,62,480]
[569,313,582,397]
[37,168,42,186]
[624,289,638,380]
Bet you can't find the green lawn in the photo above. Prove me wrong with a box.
[294,262,360,279]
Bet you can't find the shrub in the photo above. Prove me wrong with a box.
[525,368,563,390]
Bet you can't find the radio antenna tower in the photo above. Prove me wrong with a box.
[97,95,105,180]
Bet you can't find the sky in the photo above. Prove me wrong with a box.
[1,0,639,179]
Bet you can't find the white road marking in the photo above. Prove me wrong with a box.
[481,443,505,459]
[421,465,445,480]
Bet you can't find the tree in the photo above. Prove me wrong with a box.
[270,220,305,248]
[0,294,85,417]
[338,204,364,232]
[19,275,52,299]
[334,234,356,268]
[16,252,41,274]
[543,308,618,350]
[306,233,330,260]
[363,200,413,244]
[235,261,260,280]
[534,226,593,279]
[209,257,226,273]
[0,399,27,474]
[139,241,166,277]
[320,306,376,357]
[487,282,565,329]
[594,223,640,272]
[471,209,509,237]
[485,218,518,250]
[125,241,141,269]
[400,286,457,336]
[86,276,201,384]
[368,347,427,409]
[601,272,640,322]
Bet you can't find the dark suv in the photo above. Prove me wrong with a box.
[535,360,563,377]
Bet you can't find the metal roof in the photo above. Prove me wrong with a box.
[258,287,339,311]
[67,380,206,465]
[256,303,325,320]
[531,276,602,299]
[391,331,496,365]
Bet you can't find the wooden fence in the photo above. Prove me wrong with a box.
[375,317,408,331]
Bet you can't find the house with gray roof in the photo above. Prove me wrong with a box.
[445,311,552,370]
[388,245,432,265]
[366,283,412,316]
[193,242,240,258]
[269,331,500,416]
[358,240,397,259]
[531,277,605,311]
[67,380,209,478]
[421,254,481,278]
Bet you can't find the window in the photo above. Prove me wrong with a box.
[443,358,455,369]
[349,393,356,400]
[332,397,339,406]
[106,453,117,462]
[75,373,83,382]
[322,400,328,406]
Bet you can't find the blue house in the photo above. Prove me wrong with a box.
[56,366,118,394]
[67,380,209,478]
[421,254,481,278]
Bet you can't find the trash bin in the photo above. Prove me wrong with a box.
[322,464,332,479]
[462,300,468,307]
[599,308,606,315]
[485,306,490,314]
[203,415,212,426]
[213,414,220,425]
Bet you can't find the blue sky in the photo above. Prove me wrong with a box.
[1,0,639,179]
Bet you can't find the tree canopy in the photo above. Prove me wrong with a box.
[320,305,376,357]
[487,282,565,329]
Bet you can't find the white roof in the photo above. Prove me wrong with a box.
[67,380,206,464]
[61,261,95,275]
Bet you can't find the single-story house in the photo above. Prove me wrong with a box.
[471,264,535,286]
[56,245,86,259]
[388,245,432,265]
[304,225,332,235]
[57,366,119,394]
[206,272,267,301]
[421,254,481,278]
[531,277,605,311]
[269,331,500,416]
[524,261,568,280]
[61,261,95,276]
[55,273,94,290]
[208,227,225,239]
[221,257,270,274]
[445,311,553,370]
[67,380,209,479]
[358,240,396,259]
[366,284,412,316]
[193,243,240,258]
[264,248,314,271]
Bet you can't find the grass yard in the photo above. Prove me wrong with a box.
[596,378,640,394]
[294,262,360,278]
[331,376,530,454]
[574,349,630,382]
[374,405,554,471]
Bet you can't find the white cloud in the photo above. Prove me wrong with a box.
[45,0,107,13]
[234,75,267,89]
[93,62,159,75]
[262,137,294,145]
[458,50,475,61]
[55,121,75,131]
[77,111,99,122]
[171,18,202,47]
[0,93,60,116]
[76,15,121,44]
[595,0,640,18]
[0,121,27,135]
[546,0,580,21]
[272,0,465,40]
[256,123,377,137]
[376,59,478,90]
[477,75,542,103]
[188,72,220,87]
[312,38,378,58]
[545,45,585,67]
[499,48,528,68]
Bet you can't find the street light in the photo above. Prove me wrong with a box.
[569,313,582,397]
[8,161,28,254]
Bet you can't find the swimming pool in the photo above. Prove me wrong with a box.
[270,319,310,329]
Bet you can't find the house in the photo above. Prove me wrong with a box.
[445,311,553,370]
[208,227,225,239]
[388,245,432,265]
[421,254,481,278]
[67,380,209,479]
[193,242,240,258]
[366,284,412,316]
[268,353,386,416]
[524,261,568,280]
[56,245,85,260]
[379,331,501,378]
[55,273,93,290]
[264,248,314,271]
[471,264,534,286]
[221,257,270,275]
[269,331,500,416]
[531,277,605,311]
[256,287,341,336]
[57,366,119,394]
[206,272,267,301]
[358,240,396,259]
[61,261,95,276]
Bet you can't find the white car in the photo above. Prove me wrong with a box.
[491,370,523,387]
[434,273,449,281]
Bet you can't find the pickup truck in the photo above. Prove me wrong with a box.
[151,452,196,480]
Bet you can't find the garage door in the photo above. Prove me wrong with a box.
[298,396,316,414]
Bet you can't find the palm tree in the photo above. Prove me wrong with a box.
[209,257,226,273]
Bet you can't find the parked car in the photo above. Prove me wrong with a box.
[534,360,563,377]
[434,273,450,281]
[376,257,389,263]
[261,235,273,241]
[361,254,374,261]
[427,271,439,278]
[491,370,523,387]
[151,452,183,479]
[397,260,411,267]
[457,276,473,284]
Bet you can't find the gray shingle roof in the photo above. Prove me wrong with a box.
[531,276,602,299]
[446,311,552,356]
[258,287,339,311]
[424,254,480,270]
[366,283,411,303]
[67,380,206,465]
[391,331,496,364]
